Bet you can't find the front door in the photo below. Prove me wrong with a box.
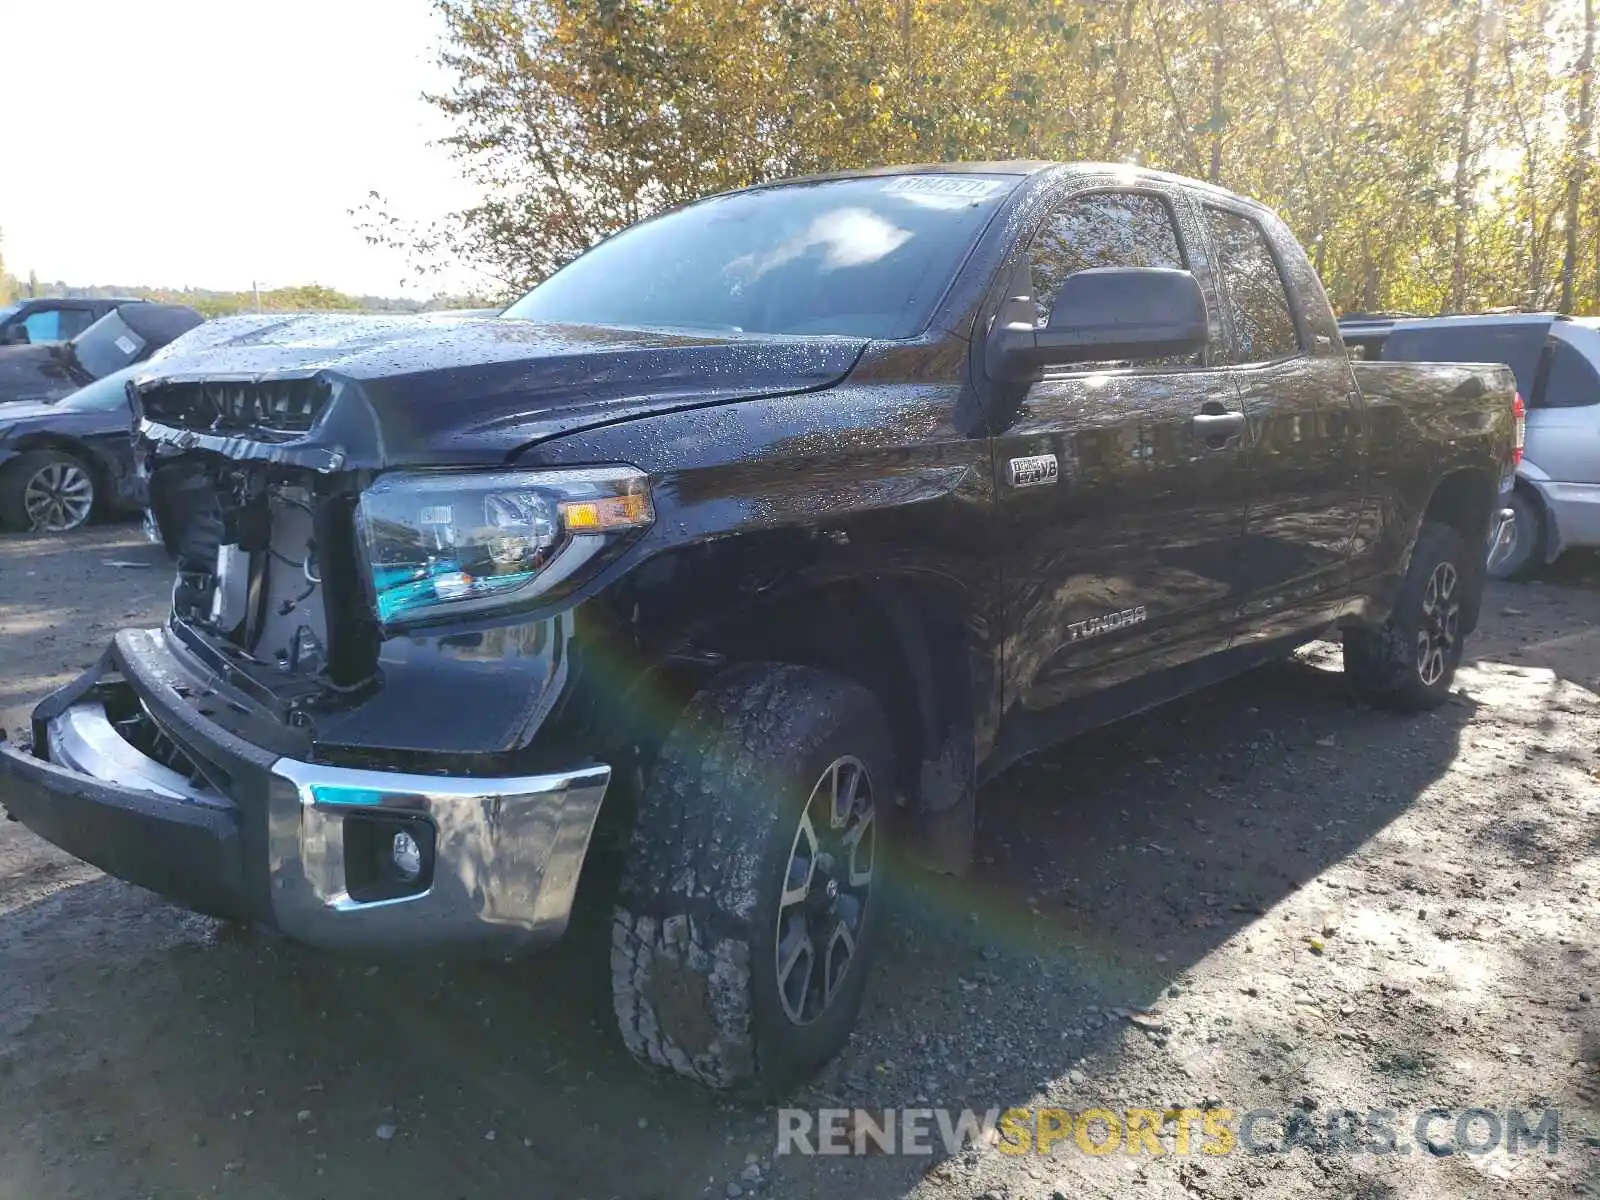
[995,187,1253,716]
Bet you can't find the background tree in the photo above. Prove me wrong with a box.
[0,228,13,304]
[377,0,1600,316]
[1561,0,1596,311]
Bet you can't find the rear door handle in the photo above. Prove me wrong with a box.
[1192,411,1246,445]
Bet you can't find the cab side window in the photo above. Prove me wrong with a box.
[1026,191,1192,369]
[1028,191,1186,325]
[1201,207,1300,365]
[21,309,63,343]
[56,307,98,340]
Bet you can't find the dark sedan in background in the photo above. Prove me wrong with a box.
[0,302,202,407]
[0,365,148,533]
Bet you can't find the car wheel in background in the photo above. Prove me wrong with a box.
[0,450,97,534]
[1487,488,1544,581]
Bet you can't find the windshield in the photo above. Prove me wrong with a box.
[69,310,147,380]
[0,303,19,323]
[503,173,1020,339]
[52,366,138,412]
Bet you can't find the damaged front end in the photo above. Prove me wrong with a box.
[150,447,380,726]
[0,370,621,953]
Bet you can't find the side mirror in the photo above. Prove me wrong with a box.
[0,325,30,346]
[987,267,1209,384]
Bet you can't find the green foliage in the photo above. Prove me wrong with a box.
[391,0,1600,315]
[0,227,12,305]
[4,280,491,316]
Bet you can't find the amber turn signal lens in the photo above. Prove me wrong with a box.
[560,490,654,532]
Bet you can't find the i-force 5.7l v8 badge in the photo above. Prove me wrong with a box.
[1009,453,1059,488]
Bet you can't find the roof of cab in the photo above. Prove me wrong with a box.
[726,160,1279,213]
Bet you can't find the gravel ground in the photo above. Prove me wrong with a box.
[1,525,1597,1200]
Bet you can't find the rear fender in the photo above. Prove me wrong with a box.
[1514,462,1566,562]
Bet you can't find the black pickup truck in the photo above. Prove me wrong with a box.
[0,163,1518,1093]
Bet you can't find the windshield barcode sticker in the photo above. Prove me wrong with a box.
[419,505,453,525]
[114,335,138,355]
[883,176,1005,199]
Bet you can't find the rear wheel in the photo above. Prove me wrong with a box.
[0,450,97,533]
[1344,521,1473,711]
[1487,488,1544,581]
[610,663,890,1094]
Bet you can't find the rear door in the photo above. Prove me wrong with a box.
[1197,201,1366,645]
[995,186,1253,713]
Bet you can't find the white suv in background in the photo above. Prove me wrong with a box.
[1369,313,1600,578]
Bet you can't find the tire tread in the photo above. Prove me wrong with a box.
[611,663,886,1091]
[1345,521,1470,711]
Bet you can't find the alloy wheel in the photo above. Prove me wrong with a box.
[1416,560,1460,686]
[774,755,876,1026]
[22,462,93,533]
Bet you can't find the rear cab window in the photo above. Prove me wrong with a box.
[55,307,99,340]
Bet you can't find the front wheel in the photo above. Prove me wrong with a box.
[0,450,97,533]
[610,664,891,1094]
[1344,521,1473,711]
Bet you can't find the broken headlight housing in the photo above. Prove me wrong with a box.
[356,466,654,627]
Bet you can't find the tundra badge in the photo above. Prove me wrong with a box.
[1066,605,1148,642]
[1009,453,1059,488]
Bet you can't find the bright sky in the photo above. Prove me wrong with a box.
[4,0,482,298]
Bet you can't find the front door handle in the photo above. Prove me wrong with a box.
[1192,410,1246,447]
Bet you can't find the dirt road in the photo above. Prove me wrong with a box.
[2,526,1597,1199]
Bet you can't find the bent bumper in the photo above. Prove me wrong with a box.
[1539,480,1600,553]
[0,630,610,954]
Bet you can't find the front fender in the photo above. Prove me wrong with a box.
[514,348,1002,774]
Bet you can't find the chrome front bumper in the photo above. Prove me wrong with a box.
[8,694,609,954]
[269,755,609,951]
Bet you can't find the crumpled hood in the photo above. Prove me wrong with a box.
[0,344,81,406]
[132,312,868,468]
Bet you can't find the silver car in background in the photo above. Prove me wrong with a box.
[1355,313,1600,578]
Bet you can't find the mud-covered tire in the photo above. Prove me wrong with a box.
[1488,488,1544,581]
[1344,521,1472,711]
[610,663,891,1094]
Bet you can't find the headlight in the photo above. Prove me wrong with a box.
[356,466,653,627]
